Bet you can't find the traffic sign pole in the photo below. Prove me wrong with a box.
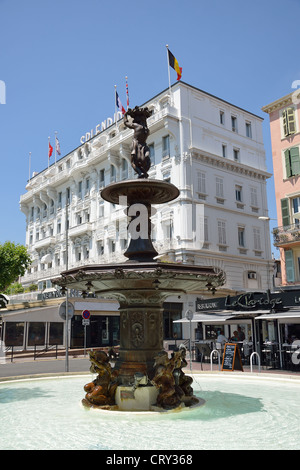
[82,310,91,357]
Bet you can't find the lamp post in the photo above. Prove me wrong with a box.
[258,216,277,291]
[185,309,194,372]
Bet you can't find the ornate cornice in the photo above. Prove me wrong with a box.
[190,148,271,181]
[262,91,300,114]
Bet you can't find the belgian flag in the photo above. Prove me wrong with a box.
[168,49,182,81]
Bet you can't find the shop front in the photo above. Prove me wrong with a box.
[190,289,300,370]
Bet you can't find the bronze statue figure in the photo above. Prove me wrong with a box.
[124,106,152,178]
[82,350,118,408]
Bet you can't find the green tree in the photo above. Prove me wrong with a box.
[0,242,31,292]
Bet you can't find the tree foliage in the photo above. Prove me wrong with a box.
[0,242,31,292]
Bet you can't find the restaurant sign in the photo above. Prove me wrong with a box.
[196,289,300,312]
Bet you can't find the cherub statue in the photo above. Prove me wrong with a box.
[151,350,182,410]
[82,350,118,408]
[124,106,152,178]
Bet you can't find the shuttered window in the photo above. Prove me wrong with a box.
[281,198,290,227]
[282,107,296,136]
[285,250,295,282]
[284,147,300,178]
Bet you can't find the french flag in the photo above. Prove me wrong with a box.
[116,91,126,115]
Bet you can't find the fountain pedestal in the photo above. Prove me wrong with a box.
[115,386,159,411]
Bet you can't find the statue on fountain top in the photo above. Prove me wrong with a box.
[124,106,152,179]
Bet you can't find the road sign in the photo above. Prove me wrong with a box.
[58,301,74,320]
[185,309,194,321]
[82,309,91,320]
[82,319,90,326]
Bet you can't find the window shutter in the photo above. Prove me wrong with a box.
[285,149,292,178]
[282,110,288,136]
[285,250,295,283]
[290,147,300,176]
[281,198,290,227]
[287,107,296,134]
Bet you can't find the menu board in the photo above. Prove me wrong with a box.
[221,343,243,371]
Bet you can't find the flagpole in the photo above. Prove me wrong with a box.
[125,76,129,110]
[29,152,31,182]
[55,131,57,165]
[166,44,172,105]
[114,84,118,132]
[48,136,50,168]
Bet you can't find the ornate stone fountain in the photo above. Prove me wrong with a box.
[52,106,225,412]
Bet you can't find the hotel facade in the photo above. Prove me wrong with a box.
[3,81,272,351]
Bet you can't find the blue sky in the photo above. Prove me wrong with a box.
[1,0,300,256]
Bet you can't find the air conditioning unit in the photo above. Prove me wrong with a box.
[248,271,257,280]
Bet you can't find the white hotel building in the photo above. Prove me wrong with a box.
[14,81,273,349]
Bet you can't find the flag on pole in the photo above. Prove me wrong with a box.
[167,49,182,81]
[48,140,53,159]
[116,90,126,115]
[125,76,129,109]
[55,135,61,156]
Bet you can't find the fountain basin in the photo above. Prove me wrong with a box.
[1,373,300,450]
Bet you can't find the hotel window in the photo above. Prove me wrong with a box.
[231,116,237,132]
[162,135,170,158]
[57,220,61,234]
[99,202,104,218]
[99,169,105,187]
[110,165,116,183]
[58,192,62,209]
[233,148,240,162]
[250,187,258,208]
[253,227,261,251]
[121,159,128,180]
[284,146,300,178]
[97,241,104,256]
[220,111,225,125]
[222,144,227,158]
[245,121,252,138]
[66,187,71,204]
[85,178,90,196]
[197,171,206,195]
[238,227,245,247]
[204,217,209,242]
[218,220,226,245]
[235,185,243,202]
[77,213,82,225]
[149,143,155,165]
[282,107,296,137]
[78,181,82,198]
[216,177,224,199]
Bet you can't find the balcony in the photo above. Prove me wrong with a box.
[68,222,92,238]
[34,236,56,249]
[273,224,300,247]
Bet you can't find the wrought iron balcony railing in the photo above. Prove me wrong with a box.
[273,223,300,246]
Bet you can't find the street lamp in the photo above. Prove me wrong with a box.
[258,216,277,290]
[258,216,277,221]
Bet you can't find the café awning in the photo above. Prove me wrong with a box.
[174,310,270,324]
[255,308,300,322]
